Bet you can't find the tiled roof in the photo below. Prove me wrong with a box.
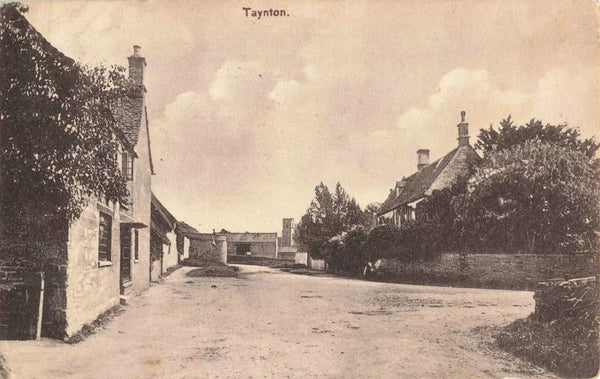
[151,193,177,229]
[377,147,460,216]
[113,96,144,146]
[151,220,171,245]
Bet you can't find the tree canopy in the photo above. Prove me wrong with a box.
[456,140,600,253]
[294,182,366,259]
[476,116,598,160]
[0,3,130,222]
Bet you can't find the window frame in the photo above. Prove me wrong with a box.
[134,229,139,261]
[98,211,112,263]
[122,151,134,181]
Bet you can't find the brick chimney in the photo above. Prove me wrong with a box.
[128,45,146,97]
[457,110,470,147]
[417,149,430,172]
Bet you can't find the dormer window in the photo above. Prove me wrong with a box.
[122,151,134,181]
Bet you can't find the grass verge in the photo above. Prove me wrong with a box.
[495,311,599,377]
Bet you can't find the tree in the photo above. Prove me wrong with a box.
[456,140,600,253]
[476,116,598,160]
[0,3,130,223]
[415,177,469,253]
[294,182,365,259]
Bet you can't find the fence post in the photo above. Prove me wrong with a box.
[36,272,44,340]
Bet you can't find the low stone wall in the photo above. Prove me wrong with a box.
[374,253,597,290]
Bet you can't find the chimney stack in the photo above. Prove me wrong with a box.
[128,45,146,97]
[417,149,430,172]
[457,110,470,147]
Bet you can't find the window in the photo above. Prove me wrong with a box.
[122,152,134,181]
[98,212,112,262]
[134,229,139,261]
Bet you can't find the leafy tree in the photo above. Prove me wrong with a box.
[476,116,598,159]
[363,224,402,261]
[364,202,382,214]
[294,182,365,259]
[0,3,130,223]
[415,177,469,253]
[456,140,600,253]
[327,227,369,276]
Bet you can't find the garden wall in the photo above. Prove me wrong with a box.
[374,253,597,290]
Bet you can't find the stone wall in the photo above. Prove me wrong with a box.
[0,202,69,339]
[188,236,227,265]
[375,253,597,290]
[0,272,42,339]
[65,199,121,338]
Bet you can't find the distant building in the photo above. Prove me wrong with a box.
[377,111,481,226]
[150,193,178,281]
[224,232,278,258]
[278,218,298,259]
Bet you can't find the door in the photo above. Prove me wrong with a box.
[120,226,132,284]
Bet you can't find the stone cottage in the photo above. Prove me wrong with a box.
[0,9,155,340]
[150,193,178,281]
[377,111,480,226]
[111,45,155,300]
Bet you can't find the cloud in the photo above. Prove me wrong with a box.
[24,0,598,233]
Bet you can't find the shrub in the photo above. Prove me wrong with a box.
[363,224,403,260]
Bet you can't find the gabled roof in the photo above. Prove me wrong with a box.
[377,146,480,216]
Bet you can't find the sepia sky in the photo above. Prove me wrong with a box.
[25,0,599,233]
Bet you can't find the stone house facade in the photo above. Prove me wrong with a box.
[0,12,155,340]
[113,46,154,299]
[377,111,481,226]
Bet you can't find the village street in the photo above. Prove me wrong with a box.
[1,265,553,379]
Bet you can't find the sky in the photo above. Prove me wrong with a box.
[24,0,600,233]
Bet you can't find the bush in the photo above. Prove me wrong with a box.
[363,222,440,263]
[364,225,403,260]
[496,278,600,377]
[396,221,440,261]
[186,266,239,278]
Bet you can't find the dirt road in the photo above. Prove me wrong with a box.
[0,265,553,378]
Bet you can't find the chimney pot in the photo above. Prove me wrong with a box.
[133,45,141,57]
